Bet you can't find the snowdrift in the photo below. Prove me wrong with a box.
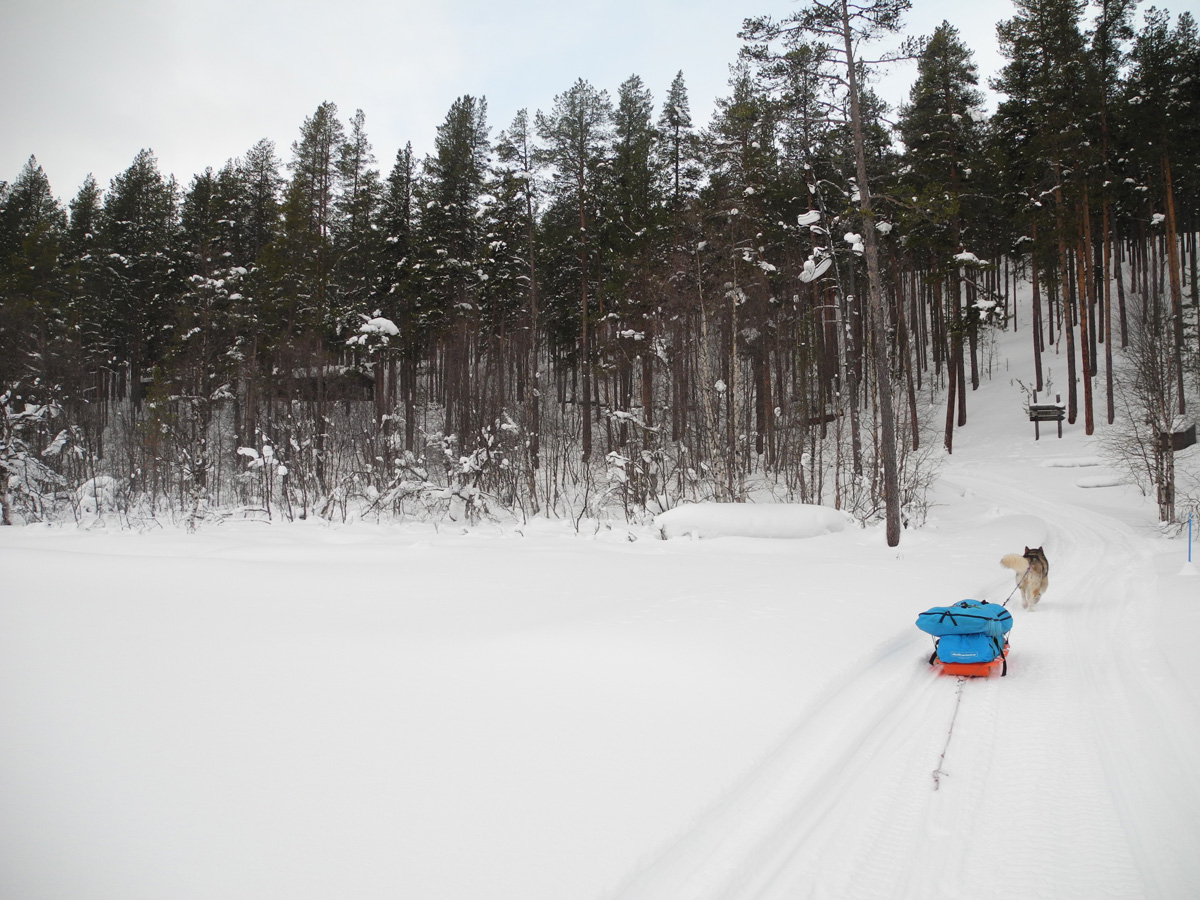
[655,502,854,540]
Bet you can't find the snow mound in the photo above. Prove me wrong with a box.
[75,475,120,514]
[1041,457,1105,468]
[1076,474,1127,489]
[656,502,854,540]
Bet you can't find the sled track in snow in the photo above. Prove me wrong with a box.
[608,633,957,900]
[609,465,1200,900]
[951,467,1200,900]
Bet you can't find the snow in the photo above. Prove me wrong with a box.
[799,255,833,283]
[3,290,1200,900]
[360,316,399,336]
[74,475,119,514]
[656,502,853,540]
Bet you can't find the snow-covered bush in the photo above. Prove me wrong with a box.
[236,437,291,520]
[1,393,69,524]
[76,475,121,516]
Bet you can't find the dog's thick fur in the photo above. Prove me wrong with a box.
[1001,547,1050,610]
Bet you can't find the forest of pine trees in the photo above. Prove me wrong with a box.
[1,0,1197,536]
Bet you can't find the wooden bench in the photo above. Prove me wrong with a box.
[1158,423,1196,453]
[1029,392,1064,440]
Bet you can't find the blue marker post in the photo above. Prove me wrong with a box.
[1182,514,1197,576]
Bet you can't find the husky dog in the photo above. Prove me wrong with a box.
[1001,547,1050,610]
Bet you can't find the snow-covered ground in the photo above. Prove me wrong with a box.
[2,314,1199,900]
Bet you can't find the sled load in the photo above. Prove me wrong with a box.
[916,600,1013,676]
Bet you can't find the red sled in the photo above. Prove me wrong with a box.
[932,641,1009,677]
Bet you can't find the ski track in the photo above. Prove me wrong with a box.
[609,460,1200,900]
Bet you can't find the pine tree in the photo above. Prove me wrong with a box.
[377,143,418,333]
[280,102,346,331]
[490,110,543,475]
[1089,0,1138,422]
[742,0,911,544]
[417,95,489,333]
[1124,9,1196,416]
[537,80,613,462]
[897,21,989,451]
[373,142,419,447]
[740,26,850,467]
[705,62,783,479]
[898,22,986,252]
[61,174,106,418]
[223,139,282,448]
[603,75,665,441]
[417,95,490,444]
[0,157,68,401]
[236,138,283,264]
[94,148,181,406]
[175,166,250,499]
[334,109,383,319]
[995,0,1094,429]
[610,75,660,252]
[476,124,534,436]
[657,71,701,213]
[0,159,71,523]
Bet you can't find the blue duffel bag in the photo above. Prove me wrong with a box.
[934,631,1004,664]
[916,600,1012,640]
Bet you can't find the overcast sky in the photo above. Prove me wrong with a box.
[2,0,1192,202]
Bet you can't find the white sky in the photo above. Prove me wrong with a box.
[2,0,1193,202]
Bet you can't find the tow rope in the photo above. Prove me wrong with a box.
[1000,569,1028,608]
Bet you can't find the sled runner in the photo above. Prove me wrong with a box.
[916,600,1013,677]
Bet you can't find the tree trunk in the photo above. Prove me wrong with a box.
[1102,197,1115,424]
[1031,246,1044,392]
[840,0,900,545]
[1076,215,1094,435]
[1114,232,1128,348]
[1162,155,1186,416]
[944,336,958,455]
[1053,170,1078,424]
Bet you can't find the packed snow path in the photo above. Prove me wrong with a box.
[613,457,1199,900]
[611,384,1200,900]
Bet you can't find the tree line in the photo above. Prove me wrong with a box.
[1,0,1197,533]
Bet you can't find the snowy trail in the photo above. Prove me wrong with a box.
[608,635,954,900]
[946,464,1200,899]
[610,458,1200,900]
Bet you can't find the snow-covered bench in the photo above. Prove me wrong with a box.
[1029,392,1064,440]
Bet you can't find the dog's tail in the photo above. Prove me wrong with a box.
[1000,553,1029,575]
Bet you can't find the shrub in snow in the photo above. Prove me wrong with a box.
[236,439,291,519]
[1,393,70,525]
[76,475,121,515]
